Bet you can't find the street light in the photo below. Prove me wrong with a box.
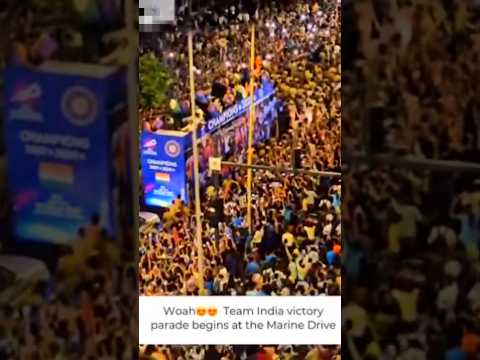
[187,31,205,291]
[246,25,256,234]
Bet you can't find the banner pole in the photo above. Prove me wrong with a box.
[188,31,205,291]
[246,24,256,234]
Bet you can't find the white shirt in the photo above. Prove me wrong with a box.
[427,225,457,248]
[342,303,367,338]
[436,282,459,311]
[468,282,480,309]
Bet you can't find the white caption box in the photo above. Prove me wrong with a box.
[140,296,341,345]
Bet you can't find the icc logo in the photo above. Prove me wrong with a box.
[144,138,157,149]
[9,83,43,122]
[143,138,158,156]
[62,86,98,126]
[165,140,181,158]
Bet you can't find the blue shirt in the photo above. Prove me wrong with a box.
[457,214,479,246]
[196,94,209,105]
[232,216,243,228]
[332,194,341,211]
[264,254,278,265]
[205,280,214,295]
[326,250,337,266]
[246,261,260,275]
[283,208,293,222]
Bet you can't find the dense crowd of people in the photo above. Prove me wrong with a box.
[140,0,340,134]
[0,0,341,359]
[139,1,341,357]
[139,0,341,302]
[344,167,480,359]
[5,3,128,67]
[343,0,480,162]
[140,142,341,297]
[343,0,480,359]
[140,344,341,360]
[0,2,138,359]
[0,229,137,359]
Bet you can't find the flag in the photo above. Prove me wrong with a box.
[39,162,74,185]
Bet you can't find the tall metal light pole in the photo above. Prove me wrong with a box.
[188,31,205,291]
[246,24,256,234]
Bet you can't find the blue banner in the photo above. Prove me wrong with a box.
[4,63,124,244]
[199,79,276,137]
[140,79,277,209]
[140,131,188,208]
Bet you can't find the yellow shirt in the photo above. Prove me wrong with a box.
[152,351,167,360]
[217,38,228,48]
[288,261,297,283]
[206,185,216,199]
[282,232,295,247]
[252,229,264,245]
[392,288,419,322]
[305,226,315,240]
[234,84,247,98]
[365,341,382,357]
[388,223,400,253]
[297,262,309,280]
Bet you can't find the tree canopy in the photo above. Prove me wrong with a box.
[139,53,171,111]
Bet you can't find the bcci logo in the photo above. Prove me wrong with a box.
[62,86,97,126]
[165,140,181,157]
